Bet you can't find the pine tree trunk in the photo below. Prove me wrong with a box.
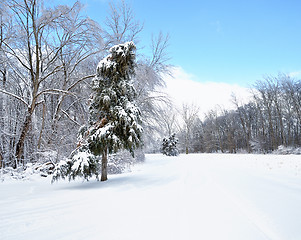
[101,148,108,181]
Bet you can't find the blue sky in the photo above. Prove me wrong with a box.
[58,0,301,87]
[133,0,301,87]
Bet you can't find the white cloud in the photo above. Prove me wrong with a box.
[162,67,252,117]
[289,70,301,78]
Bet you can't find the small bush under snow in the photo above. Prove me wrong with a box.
[273,145,301,155]
[0,162,55,182]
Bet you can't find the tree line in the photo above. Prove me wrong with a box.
[173,74,301,154]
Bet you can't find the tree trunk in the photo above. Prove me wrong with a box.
[0,152,3,168]
[101,148,108,181]
[15,109,32,167]
[38,101,46,149]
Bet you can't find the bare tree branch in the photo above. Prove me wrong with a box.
[62,110,80,126]
[0,88,29,106]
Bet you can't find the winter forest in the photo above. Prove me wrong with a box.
[0,0,170,173]
[1,0,300,174]
[1,0,301,239]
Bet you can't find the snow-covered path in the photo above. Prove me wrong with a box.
[1,154,301,240]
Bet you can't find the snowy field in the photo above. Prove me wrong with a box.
[1,153,301,240]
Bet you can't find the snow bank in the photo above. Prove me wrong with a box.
[273,145,301,155]
[0,162,55,182]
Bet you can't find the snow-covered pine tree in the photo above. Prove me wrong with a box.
[162,134,179,156]
[53,42,143,182]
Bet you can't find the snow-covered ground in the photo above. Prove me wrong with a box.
[1,153,301,240]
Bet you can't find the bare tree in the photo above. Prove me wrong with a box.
[159,107,178,137]
[180,103,200,154]
[0,0,102,167]
[103,0,143,48]
[149,32,171,74]
[281,76,301,145]
[232,94,252,152]
[254,79,277,151]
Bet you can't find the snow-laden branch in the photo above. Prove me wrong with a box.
[61,110,81,126]
[35,75,94,105]
[68,50,100,76]
[1,129,17,137]
[39,65,63,84]
[141,91,171,105]
[35,99,45,107]
[67,74,95,91]
[1,41,31,72]
[36,89,75,99]
[0,89,29,107]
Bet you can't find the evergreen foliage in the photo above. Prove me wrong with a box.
[162,134,179,156]
[53,42,143,182]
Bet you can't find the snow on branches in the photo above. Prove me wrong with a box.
[53,41,143,182]
[162,134,179,156]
